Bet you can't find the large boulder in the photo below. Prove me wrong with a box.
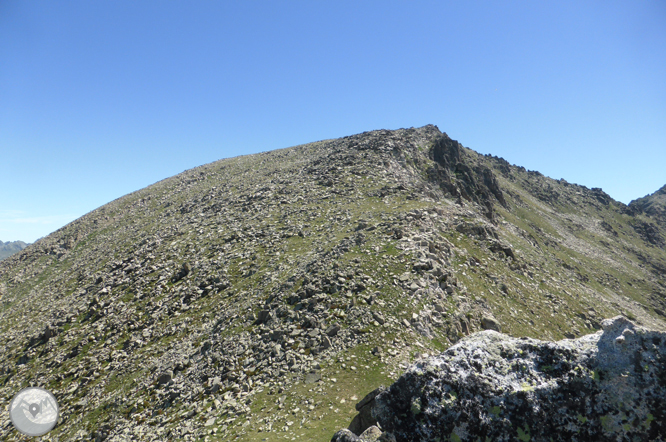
[338,316,666,441]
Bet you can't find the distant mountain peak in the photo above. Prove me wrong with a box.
[0,240,28,261]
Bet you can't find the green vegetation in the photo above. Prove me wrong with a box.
[0,127,664,441]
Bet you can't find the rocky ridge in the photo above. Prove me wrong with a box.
[630,184,666,228]
[0,125,665,441]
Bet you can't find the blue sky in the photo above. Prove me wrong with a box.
[1,1,665,243]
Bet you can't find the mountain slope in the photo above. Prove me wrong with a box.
[1,125,665,441]
[0,240,28,261]
[630,184,666,225]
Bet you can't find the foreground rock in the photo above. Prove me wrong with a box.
[335,316,666,441]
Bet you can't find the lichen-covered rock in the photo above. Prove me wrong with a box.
[331,428,362,442]
[359,425,383,441]
[368,316,666,441]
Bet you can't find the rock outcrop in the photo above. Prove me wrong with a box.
[427,135,507,222]
[335,316,666,441]
[629,184,666,225]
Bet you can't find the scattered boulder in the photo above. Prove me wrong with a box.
[172,263,190,282]
[455,221,498,240]
[488,239,515,259]
[326,324,341,337]
[331,429,361,442]
[480,315,501,332]
[254,309,273,325]
[304,371,322,384]
[372,311,386,325]
[156,370,173,385]
[36,325,59,344]
[332,425,389,442]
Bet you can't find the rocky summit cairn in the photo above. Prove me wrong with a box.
[333,316,666,442]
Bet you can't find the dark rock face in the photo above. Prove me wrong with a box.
[427,135,506,222]
[629,184,666,224]
[345,317,666,441]
[349,387,386,435]
[631,220,665,247]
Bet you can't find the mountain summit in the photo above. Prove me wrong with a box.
[1,125,665,441]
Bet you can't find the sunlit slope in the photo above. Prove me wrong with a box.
[1,125,664,441]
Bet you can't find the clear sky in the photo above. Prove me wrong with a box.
[1,1,665,243]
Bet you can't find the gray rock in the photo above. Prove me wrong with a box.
[42,325,58,342]
[270,330,286,341]
[254,309,272,324]
[480,315,501,332]
[331,428,360,442]
[304,371,321,384]
[372,311,386,325]
[345,317,666,441]
[359,425,383,442]
[488,240,515,259]
[326,324,341,337]
[172,262,190,282]
[455,221,498,240]
[377,433,396,442]
[156,370,173,385]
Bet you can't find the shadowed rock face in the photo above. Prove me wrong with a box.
[427,135,506,222]
[629,184,666,225]
[337,316,666,442]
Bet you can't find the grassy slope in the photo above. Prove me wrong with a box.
[0,128,664,441]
